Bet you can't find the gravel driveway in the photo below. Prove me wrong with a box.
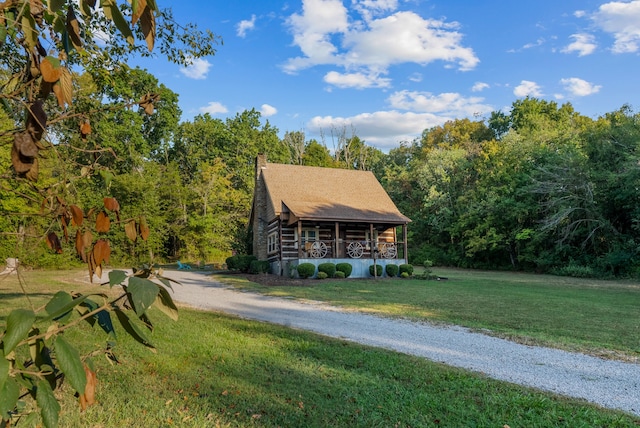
[165,270,639,417]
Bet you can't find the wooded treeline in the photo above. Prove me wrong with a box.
[386,99,640,278]
[1,66,639,277]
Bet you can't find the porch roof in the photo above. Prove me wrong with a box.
[261,163,410,224]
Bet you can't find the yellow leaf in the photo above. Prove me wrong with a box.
[40,56,62,83]
[70,205,84,227]
[139,4,155,51]
[66,5,83,50]
[58,67,73,108]
[25,157,39,182]
[21,14,38,51]
[125,220,137,241]
[131,0,147,25]
[95,211,110,233]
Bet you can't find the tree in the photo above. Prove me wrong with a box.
[0,1,220,426]
[283,130,306,165]
[303,139,335,167]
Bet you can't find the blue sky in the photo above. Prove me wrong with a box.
[136,0,640,151]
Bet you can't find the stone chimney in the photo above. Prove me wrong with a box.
[252,154,268,259]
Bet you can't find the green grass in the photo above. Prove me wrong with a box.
[218,268,640,359]
[1,269,639,426]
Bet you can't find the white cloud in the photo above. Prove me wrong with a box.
[408,72,423,82]
[323,70,391,88]
[308,110,443,150]
[283,1,479,87]
[260,104,278,117]
[522,38,545,50]
[283,0,350,73]
[562,33,597,56]
[344,12,479,70]
[514,80,543,97]
[574,10,587,18]
[237,15,257,38]
[592,0,640,53]
[387,90,493,117]
[306,90,493,150]
[472,82,489,92]
[353,0,398,21]
[180,58,212,80]
[560,77,602,96]
[199,102,228,115]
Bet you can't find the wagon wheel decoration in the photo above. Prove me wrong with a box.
[380,243,397,259]
[309,241,328,258]
[346,241,364,259]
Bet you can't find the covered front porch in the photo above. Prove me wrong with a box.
[270,219,409,278]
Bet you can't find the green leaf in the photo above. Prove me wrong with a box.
[113,309,155,350]
[0,378,19,420]
[79,0,94,17]
[157,274,181,291]
[0,351,9,392]
[21,13,38,51]
[81,299,116,338]
[36,379,60,428]
[53,337,86,394]
[108,270,128,287]
[42,294,93,322]
[48,0,66,13]
[101,0,134,45]
[45,291,74,323]
[2,309,36,354]
[154,286,178,321]
[127,277,159,317]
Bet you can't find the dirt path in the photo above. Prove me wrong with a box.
[163,270,639,417]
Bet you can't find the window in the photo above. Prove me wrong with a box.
[301,229,317,243]
[267,233,278,254]
[294,229,318,251]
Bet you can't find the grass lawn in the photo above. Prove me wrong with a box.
[1,269,639,427]
[219,267,640,360]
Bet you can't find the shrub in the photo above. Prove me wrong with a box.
[225,255,239,270]
[399,264,414,276]
[385,264,399,277]
[318,262,336,277]
[334,270,345,279]
[551,263,595,278]
[336,263,352,278]
[297,263,316,279]
[249,260,271,274]
[317,271,328,279]
[369,264,383,277]
[401,272,410,278]
[225,254,257,273]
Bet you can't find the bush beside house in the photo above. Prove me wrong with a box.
[336,263,352,278]
[297,263,316,279]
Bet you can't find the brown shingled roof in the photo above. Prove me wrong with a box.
[261,162,410,224]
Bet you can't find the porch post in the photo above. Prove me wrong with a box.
[369,224,375,259]
[403,223,408,263]
[334,222,339,258]
[297,221,303,258]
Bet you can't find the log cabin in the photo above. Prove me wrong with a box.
[249,154,410,278]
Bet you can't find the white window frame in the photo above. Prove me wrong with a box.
[267,233,278,254]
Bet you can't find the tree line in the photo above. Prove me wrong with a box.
[385,99,640,278]
[2,65,639,278]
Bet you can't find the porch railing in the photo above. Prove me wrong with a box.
[300,240,400,260]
